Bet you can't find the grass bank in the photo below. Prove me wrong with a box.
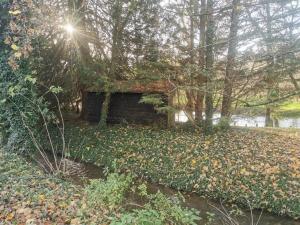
[235,101,300,118]
[276,102,300,118]
[63,123,300,219]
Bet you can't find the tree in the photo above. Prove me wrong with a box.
[204,0,215,133]
[221,0,241,118]
[195,0,206,124]
[244,0,300,126]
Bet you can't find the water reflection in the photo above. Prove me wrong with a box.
[175,111,300,128]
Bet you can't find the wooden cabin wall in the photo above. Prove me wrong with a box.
[84,92,168,126]
[84,92,105,122]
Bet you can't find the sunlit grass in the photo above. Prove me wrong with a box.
[276,102,300,117]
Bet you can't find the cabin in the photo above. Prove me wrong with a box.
[82,80,174,127]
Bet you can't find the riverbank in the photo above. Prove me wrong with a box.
[0,149,200,224]
[62,123,300,219]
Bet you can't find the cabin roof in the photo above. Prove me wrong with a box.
[86,80,173,93]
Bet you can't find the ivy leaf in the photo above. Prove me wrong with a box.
[49,86,63,94]
[25,75,37,84]
[8,85,21,97]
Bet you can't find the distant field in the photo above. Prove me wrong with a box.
[235,101,300,118]
[277,102,300,117]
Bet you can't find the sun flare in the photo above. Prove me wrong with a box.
[64,24,75,34]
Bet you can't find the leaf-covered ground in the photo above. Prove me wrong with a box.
[0,151,89,224]
[64,124,300,219]
[0,149,201,225]
[0,150,119,224]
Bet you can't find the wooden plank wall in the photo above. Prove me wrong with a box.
[84,92,168,126]
[84,92,105,122]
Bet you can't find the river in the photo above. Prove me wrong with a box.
[175,111,300,128]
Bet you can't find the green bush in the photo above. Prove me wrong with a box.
[85,173,132,210]
[215,117,231,131]
[111,209,164,225]
[0,53,41,153]
[111,185,200,225]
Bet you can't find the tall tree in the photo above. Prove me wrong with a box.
[221,0,241,118]
[195,0,206,123]
[68,0,95,119]
[204,0,215,132]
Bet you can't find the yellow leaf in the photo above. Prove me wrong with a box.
[70,218,81,225]
[4,37,11,45]
[191,159,196,166]
[39,194,45,201]
[14,52,22,58]
[6,212,14,221]
[9,10,21,15]
[203,166,209,172]
[240,168,247,175]
[11,44,19,51]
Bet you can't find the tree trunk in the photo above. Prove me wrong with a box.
[195,0,206,124]
[186,91,195,121]
[99,92,111,128]
[221,0,240,118]
[195,92,204,123]
[168,92,175,128]
[265,107,273,127]
[80,90,87,119]
[204,0,215,133]
[185,0,196,121]
[68,0,94,119]
[99,0,122,126]
[264,2,275,126]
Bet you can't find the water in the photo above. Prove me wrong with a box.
[36,154,300,225]
[175,111,300,128]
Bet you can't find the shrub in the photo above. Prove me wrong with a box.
[111,186,200,225]
[215,117,231,131]
[0,53,41,153]
[85,173,132,210]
